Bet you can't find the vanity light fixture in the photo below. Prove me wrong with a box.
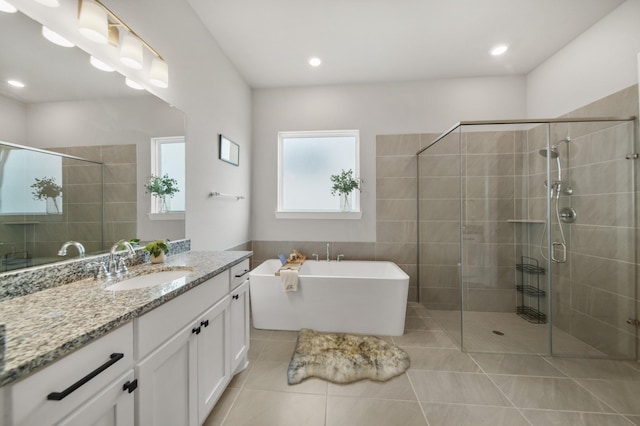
[309,56,322,67]
[490,44,508,56]
[125,77,144,90]
[0,0,17,13]
[42,26,75,47]
[77,0,169,88]
[90,55,114,72]
[33,0,60,7]
[78,0,109,44]
[149,57,169,88]
[7,79,25,88]
[120,33,143,69]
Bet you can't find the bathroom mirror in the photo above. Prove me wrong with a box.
[0,8,185,272]
[219,135,240,166]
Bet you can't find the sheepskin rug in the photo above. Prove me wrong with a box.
[287,328,410,385]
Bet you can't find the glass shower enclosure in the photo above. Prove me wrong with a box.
[417,117,637,359]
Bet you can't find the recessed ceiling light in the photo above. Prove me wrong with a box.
[42,26,75,47]
[90,56,114,72]
[0,0,17,13]
[490,45,508,56]
[308,57,322,67]
[7,79,25,88]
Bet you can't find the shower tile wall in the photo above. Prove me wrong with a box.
[49,144,137,252]
[462,130,526,313]
[418,129,526,313]
[418,131,462,310]
[525,85,639,358]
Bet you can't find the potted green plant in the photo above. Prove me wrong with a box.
[330,169,361,211]
[144,174,179,213]
[31,176,63,214]
[144,240,169,264]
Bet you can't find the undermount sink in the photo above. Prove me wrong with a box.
[104,269,192,291]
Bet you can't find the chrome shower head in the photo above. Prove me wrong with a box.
[538,146,559,158]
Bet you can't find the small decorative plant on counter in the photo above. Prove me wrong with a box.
[144,174,179,213]
[31,176,63,214]
[330,169,362,211]
[144,240,169,264]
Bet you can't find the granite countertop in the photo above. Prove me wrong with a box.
[0,250,252,387]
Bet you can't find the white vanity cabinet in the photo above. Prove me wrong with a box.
[135,271,235,426]
[57,370,136,426]
[7,323,134,426]
[229,259,250,373]
[230,279,250,373]
[2,256,252,426]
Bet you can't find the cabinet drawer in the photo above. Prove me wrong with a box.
[10,323,133,426]
[136,272,229,359]
[229,259,250,290]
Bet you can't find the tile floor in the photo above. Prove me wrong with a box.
[204,303,640,426]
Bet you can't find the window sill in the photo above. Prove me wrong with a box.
[148,212,185,221]
[275,211,362,220]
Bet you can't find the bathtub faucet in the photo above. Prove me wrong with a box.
[326,243,330,262]
[337,254,345,262]
[311,253,319,261]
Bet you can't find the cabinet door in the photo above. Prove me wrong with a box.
[230,280,250,373]
[137,324,198,426]
[58,371,135,426]
[197,295,231,424]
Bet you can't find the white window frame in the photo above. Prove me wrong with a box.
[276,130,362,219]
[149,136,185,220]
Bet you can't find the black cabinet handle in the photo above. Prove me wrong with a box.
[47,353,124,401]
[232,294,239,300]
[123,379,138,393]
[200,320,209,328]
[234,269,250,278]
[192,326,201,335]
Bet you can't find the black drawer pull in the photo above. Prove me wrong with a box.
[123,379,138,393]
[232,294,239,300]
[201,320,209,328]
[47,353,124,401]
[234,269,250,278]
[192,326,201,335]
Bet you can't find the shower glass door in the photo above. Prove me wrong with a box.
[459,122,551,354]
[548,120,637,359]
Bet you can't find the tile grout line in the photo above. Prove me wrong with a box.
[466,352,535,426]
[404,371,431,426]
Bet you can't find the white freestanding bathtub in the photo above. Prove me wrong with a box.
[249,259,409,336]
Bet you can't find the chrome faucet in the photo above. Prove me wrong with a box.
[337,254,345,262]
[108,240,135,275]
[311,253,319,261]
[57,241,85,257]
[326,243,330,262]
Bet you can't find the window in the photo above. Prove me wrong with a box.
[150,136,185,214]
[277,130,360,218]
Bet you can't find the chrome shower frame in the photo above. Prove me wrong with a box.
[416,115,637,357]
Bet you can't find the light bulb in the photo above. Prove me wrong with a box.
[90,56,114,72]
[42,26,74,47]
[125,77,144,90]
[0,0,17,13]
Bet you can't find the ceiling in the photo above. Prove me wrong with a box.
[0,8,143,103]
[188,0,625,89]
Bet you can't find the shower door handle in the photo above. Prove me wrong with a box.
[551,242,567,263]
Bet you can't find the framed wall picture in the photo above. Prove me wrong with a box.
[219,134,239,166]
